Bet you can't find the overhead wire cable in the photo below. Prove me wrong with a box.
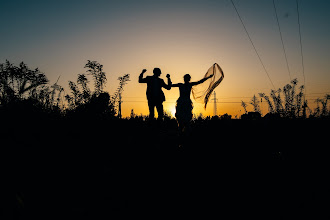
[230,0,275,89]
[272,0,292,81]
[296,0,306,88]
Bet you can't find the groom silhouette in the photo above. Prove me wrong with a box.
[139,68,171,120]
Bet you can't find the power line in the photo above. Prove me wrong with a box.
[123,92,330,101]
[273,0,292,81]
[296,0,306,87]
[230,0,275,89]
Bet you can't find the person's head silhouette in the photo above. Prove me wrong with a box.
[184,74,191,83]
[153,68,161,77]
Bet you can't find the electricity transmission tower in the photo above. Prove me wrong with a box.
[211,91,218,116]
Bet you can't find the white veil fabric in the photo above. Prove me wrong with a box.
[192,63,224,109]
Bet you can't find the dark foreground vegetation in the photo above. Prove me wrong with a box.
[1,113,329,219]
[1,60,329,218]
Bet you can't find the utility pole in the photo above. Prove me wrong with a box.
[118,93,122,118]
[211,91,218,116]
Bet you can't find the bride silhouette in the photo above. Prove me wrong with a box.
[171,63,224,142]
[171,74,213,136]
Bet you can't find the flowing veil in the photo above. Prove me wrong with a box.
[192,63,224,109]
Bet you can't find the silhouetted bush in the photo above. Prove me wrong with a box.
[259,79,306,118]
[0,60,65,124]
[241,79,329,119]
[64,60,130,119]
[0,60,48,104]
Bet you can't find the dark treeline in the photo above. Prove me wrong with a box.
[1,60,330,219]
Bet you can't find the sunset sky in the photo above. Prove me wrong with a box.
[1,0,329,117]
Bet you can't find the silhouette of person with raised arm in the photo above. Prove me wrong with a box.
[171,74,213,139]
[139,68,171,120]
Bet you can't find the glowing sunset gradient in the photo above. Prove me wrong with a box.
[1,0,329,117]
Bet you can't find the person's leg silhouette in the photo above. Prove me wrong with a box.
[148,100,155,119]
[156,103,164,120]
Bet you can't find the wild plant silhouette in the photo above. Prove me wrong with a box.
[63,60,130,119]
[65,60,108,110]
[259,79,306,118]
[312,94,330,118]
[0,60,48,103]
[240,79,327,119]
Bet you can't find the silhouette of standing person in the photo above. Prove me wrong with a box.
[139,68,171,120]
[171,74,213,137]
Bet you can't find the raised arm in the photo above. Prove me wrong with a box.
[162,74,172,90]
[171,83,182,88]
[191,74,213,86]
[138,69,148,83]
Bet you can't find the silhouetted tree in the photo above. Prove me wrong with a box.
[84,60,106,95]
[0,60,48,104]
[65,61,107,109]
[64,60,125,119]
[88,92,115,119]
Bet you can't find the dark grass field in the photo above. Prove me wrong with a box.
[1,117,329,219]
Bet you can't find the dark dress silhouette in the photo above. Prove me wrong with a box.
[139,68,171,120]
[172,74,213,135]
